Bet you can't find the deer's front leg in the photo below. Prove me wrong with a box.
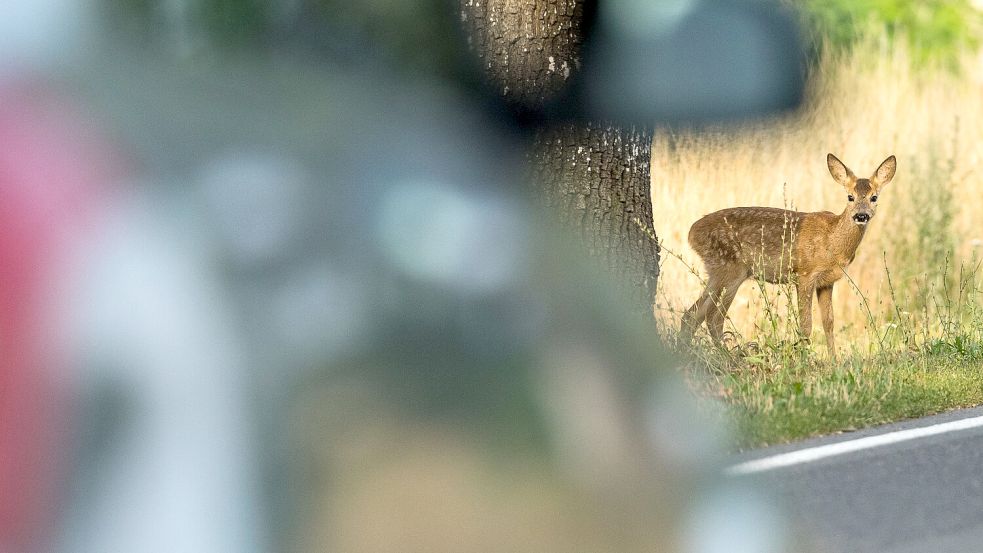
[796,279,816,342]
[816,285,836,358]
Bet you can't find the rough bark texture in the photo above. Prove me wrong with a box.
[460,0,584,108]
[461,0,660,310]
[533,123,659,306]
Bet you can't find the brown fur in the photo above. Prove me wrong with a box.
[680,153,897,357]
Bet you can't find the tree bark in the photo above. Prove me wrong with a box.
[460,0,584,109]
[461,0,660,309]
[532,123,659,305]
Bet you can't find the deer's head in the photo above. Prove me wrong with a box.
[827,153,897,226]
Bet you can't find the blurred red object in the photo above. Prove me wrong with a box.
[0,80,120,552]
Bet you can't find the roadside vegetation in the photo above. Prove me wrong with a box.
[655,4,983,448]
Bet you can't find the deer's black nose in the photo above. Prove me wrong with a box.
[853,213,870,223]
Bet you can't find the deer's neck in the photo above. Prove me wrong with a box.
[831,209,867,259]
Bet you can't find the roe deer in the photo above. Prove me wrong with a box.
[679,153,897,356]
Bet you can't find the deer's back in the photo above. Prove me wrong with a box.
[688,207,808,280]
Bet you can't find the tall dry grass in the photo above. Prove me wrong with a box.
[652,38,983,350]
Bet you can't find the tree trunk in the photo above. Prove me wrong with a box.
[460,0,585,109]
[532,123,659,305]
[461,0,660,310]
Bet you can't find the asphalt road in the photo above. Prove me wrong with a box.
[728,406,983,553]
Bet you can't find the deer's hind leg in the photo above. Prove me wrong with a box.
[680,272,727,347]
[706,271,748,343]
[679,289,711,347]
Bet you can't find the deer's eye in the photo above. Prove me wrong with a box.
[871,195,878,202]
[848,194,855,202]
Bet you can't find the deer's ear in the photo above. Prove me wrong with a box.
[827,153,855,188]
[872,155,897,188]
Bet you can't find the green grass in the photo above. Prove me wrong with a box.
[714,348,983,448]
[674,286,983,448]
[661,240,983,449]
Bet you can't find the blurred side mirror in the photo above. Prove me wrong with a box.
[580,0,805,124]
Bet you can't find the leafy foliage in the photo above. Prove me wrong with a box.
[795,0,983,68]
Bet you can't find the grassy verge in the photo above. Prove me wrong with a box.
[710,349,983,449]
[665,250,983,448]
[661,242,983,448]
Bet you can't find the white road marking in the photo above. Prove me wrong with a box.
[726,414,983,476]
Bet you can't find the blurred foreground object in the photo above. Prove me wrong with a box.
[56,189,266,553]
[0,69,267,553]
[1,0,814,551]
[0,3,265,551]
[0,1,106,542]
[583,0,805,123]
[0,81,113,553]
